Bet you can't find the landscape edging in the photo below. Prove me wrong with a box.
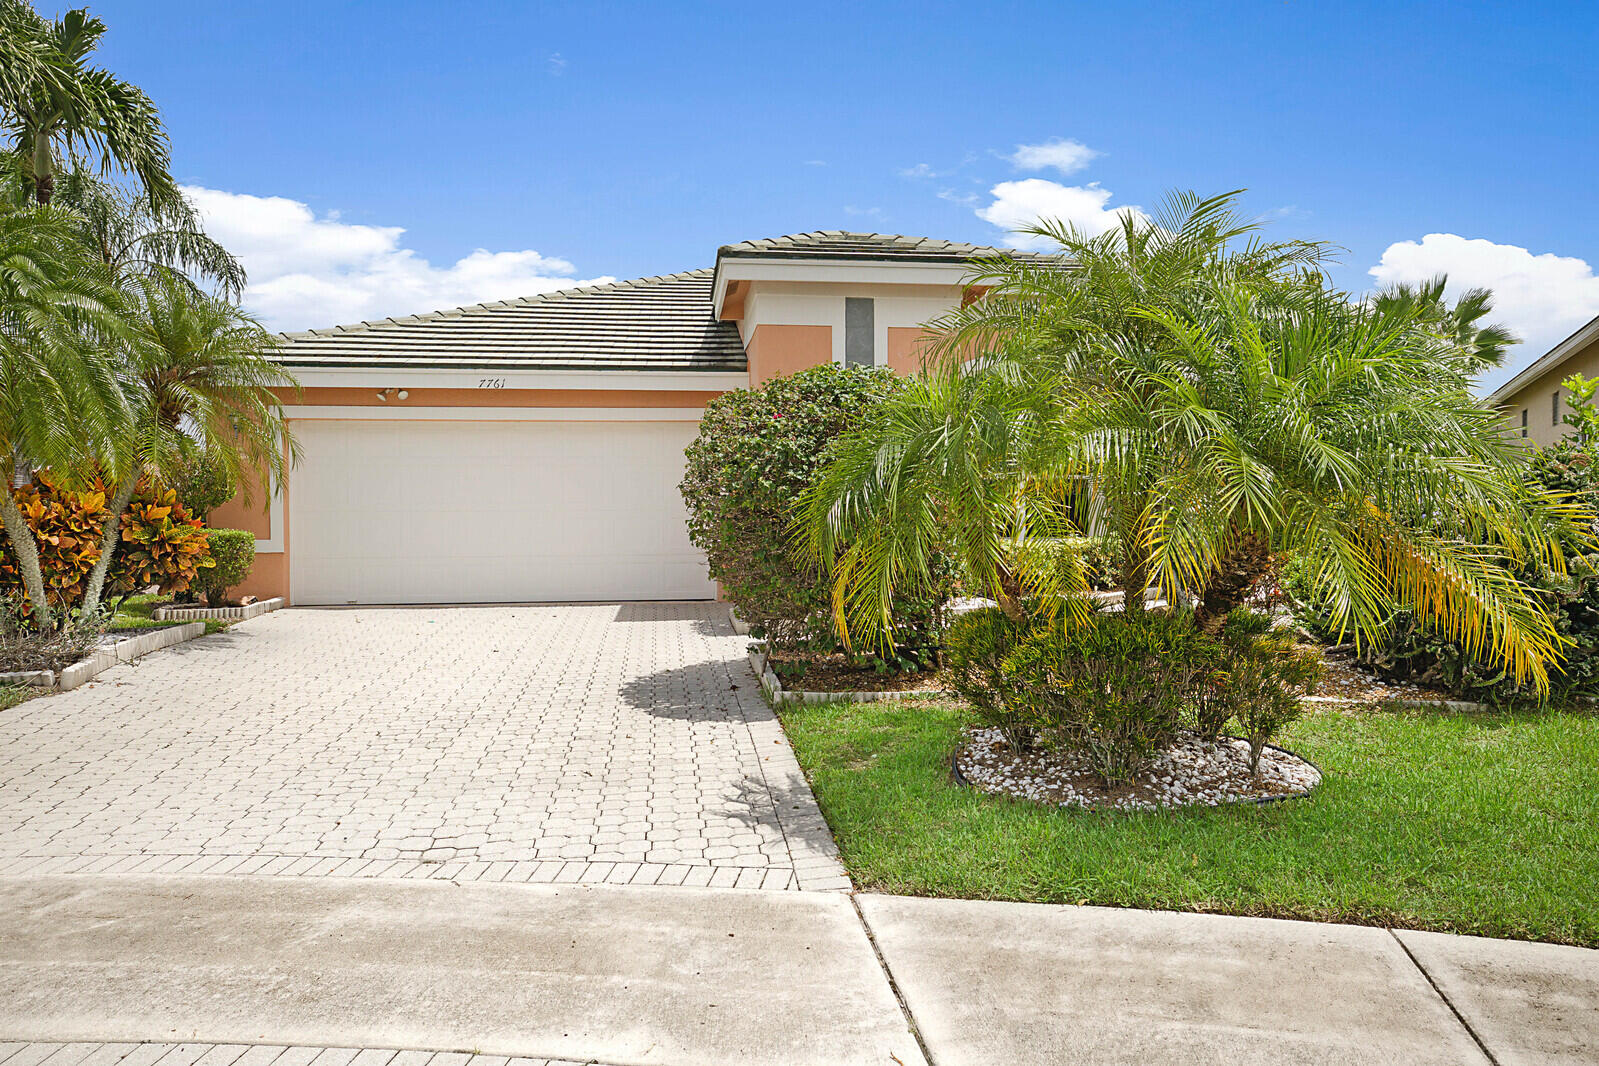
[152,596,285,622]
[30,622,209,692]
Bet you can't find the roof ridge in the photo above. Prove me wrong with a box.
[275,268,715,341]
[716,231,1027,257]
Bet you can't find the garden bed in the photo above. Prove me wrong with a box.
[953,727,1320,811]
[765,650,945,693]
[0,621,207,691]
[1313,652,1461,705]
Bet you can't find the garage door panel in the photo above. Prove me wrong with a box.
[288,419,715,604]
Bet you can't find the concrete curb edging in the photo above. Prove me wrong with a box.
[2,622,207,692]
[748,646,952,705]
[0,668,55,688]
[153,597,284,622]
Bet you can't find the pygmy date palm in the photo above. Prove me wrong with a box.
[800,190,1580,690]
[0,202,127,627]
[79,267,298,615]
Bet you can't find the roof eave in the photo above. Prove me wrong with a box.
[1487,312,1599,406]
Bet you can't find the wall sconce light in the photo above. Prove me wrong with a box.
[397,390,409,400]
[376,390,388,401]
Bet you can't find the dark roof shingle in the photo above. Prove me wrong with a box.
[272,269,745,373]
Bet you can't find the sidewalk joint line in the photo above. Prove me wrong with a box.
[850,894,937,1066]
[1388,928,1500,1066]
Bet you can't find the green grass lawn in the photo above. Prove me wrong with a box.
[0,683,36,711]
[777,698,1599,946]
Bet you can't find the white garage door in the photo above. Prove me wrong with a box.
[288,418,716,605]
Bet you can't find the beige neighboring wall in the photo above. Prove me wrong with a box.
[1495,330,1599,447]
[747,324,832,385]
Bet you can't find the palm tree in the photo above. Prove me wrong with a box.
[803,191,1329,635]
[78,268,298,616]
[0,3,175,207]
[800,191,1581,691]
[42,169,245,298]
[1370,275,1517,373]
[0,202,128,627]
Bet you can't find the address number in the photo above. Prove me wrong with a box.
[478,378,508,389]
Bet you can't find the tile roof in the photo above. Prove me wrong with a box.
[716,230,1035,264]
[271,270,745,373]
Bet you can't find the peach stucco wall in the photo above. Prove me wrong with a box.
[747,324,832,385]
[886,327,939,376]
[232,550,288,604]
[207,438,288,602]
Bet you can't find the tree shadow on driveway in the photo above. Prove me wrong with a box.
[620,657,845,871]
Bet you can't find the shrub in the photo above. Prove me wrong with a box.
[1007,610,1218,786]
[1285,430,1599,706]
[107,480,211,599]
[1060,535,1123,591]
[1205,610,1322,774]
[193,528,254,606]
[945,606,1040,749]
[681,364,951,659]
[0,472,109,613]
[0,595,103,672]
[169,448,237,521]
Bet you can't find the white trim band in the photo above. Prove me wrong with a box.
[283,406,705,422]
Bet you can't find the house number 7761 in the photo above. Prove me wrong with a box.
[477,378,507,389]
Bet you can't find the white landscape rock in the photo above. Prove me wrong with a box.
[955,727,1321,812]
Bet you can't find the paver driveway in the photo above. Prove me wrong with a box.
[0,604,846,891]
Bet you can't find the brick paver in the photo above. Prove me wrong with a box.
[0,604,846,890]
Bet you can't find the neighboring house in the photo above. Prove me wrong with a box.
[210,232,1017,606]
[1488,312,1599,447]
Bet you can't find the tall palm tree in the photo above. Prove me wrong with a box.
[1370,275,1517,374]
[79,268,298,616]
[0,202,127,627]
[42,169,245,298]
[0,3,175,206]
[799,191,1581,691]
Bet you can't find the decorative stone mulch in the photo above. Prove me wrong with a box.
[1313,653,1458,705]
[954,727,1322,812]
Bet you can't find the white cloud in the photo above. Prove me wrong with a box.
[1008,138,1100,176]
[976,179,1145,247]
[899,162,941,179]
[183,185,611,332]
[1368,233,1599,391]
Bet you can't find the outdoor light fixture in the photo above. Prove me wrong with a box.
[397,390,409,400]
[376,390,388,401]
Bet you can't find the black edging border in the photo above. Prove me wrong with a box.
[949,735,1323,810]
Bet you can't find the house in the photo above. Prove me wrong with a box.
[210,232,1017,606]
[1488,312,1599,446]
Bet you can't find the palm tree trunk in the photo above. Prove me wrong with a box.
[1120,551,1150,616]
[32,139,53,205]
[0,489,54,629]
[79,477,139,617]
[1195,531,1272,631]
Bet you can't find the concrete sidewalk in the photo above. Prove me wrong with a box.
[1,876,1594,1066]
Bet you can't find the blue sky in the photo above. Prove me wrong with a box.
[93,0,1599,390]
